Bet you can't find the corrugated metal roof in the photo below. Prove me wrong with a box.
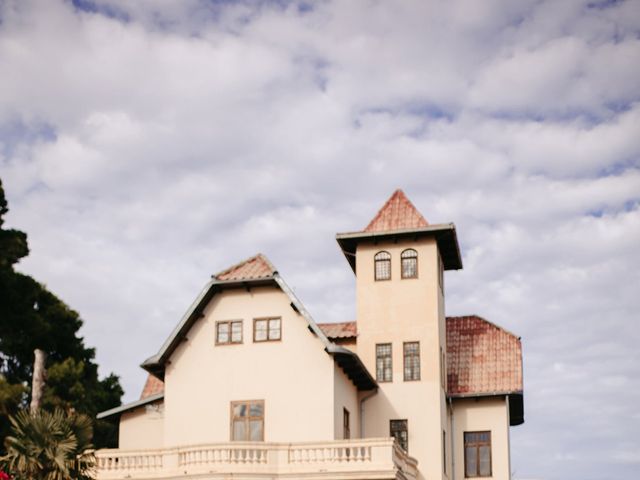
[317,321,357,339]
[364,189,429,233]
[446,315,523,396]
[140,374,164,399]
[214,253,276,281]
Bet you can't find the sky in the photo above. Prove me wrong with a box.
[0,0,639,478]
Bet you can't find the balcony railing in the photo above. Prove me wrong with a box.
[95,437,418,480]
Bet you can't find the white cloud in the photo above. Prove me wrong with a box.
[1,1,639,479]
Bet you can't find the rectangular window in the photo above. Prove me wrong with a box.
[443,430,446,474]
[440,347,446,389]
[438,253,444,294]
[464,431,491,477]
[343,408,350,440]
[216,320,243,345]
[374,251,391,281]
[376,343,392,382]
[403,342,420,381]
[231,400,264,441]
[390,419,408,451]
[401,249,418,279]
[253,317,281,342]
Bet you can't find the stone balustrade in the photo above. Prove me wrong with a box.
[95,437,418,480]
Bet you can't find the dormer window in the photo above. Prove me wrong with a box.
[401,249,418,279]
[374,251,391,281]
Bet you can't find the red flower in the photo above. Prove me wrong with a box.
[0,471,11,480]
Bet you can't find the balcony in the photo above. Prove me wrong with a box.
[95,437,418,480]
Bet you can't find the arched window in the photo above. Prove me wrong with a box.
[401,249,418,279]
[374,251,391,281]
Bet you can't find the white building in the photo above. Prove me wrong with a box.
[97,190,524,480]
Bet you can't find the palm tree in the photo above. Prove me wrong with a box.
[1,408,95,480]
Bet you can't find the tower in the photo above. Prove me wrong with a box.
[337,189,462,480]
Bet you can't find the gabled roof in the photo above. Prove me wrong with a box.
[336,189,463,271]
[364,189,429,233]
[139,254,376,387]
[99,256,378,420]
[214,253,276,281]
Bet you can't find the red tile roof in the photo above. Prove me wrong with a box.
[137,316,521,400]
[317,321,357,339]
[319,316,522,397]
[364,189,429,233]
[214,253,276,281]
[446,315,523,396]
[140,374,164,399]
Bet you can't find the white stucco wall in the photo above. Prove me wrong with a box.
[356,237,447,480]
[333,363,360,439]
[162,285,339,447]
[119,402,164,450]
[452,397,511,480]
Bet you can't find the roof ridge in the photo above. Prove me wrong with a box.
[364,189,428,233]
[446,315,521,340]
[213,253,277,281]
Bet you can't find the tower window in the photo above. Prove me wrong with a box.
[401,249,418,279]
[390,419,408,451]
[376,343,392,382]
[403,342,420,381]
[374,251,391,281]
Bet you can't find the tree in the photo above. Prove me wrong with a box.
[0,178,123,450]
[1,409,95,480]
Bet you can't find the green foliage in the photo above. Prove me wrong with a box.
[1,409,95,480]
[0,178,123,450]
[0,182,28,269]
[0,377,26,417]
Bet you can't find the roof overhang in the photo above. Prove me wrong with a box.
[336,223,463,272]
[141,276,279,379]
[326,345,378,391]
[96,393,164,420]
[448,391,524,426]
[139,273,377,393]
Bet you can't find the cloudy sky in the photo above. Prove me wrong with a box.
[1,0,639,478]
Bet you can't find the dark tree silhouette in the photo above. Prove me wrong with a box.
[0,178,123,451]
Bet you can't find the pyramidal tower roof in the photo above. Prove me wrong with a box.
[214,253,276,281]
[336,189,463,272]
[364,189,429,233]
